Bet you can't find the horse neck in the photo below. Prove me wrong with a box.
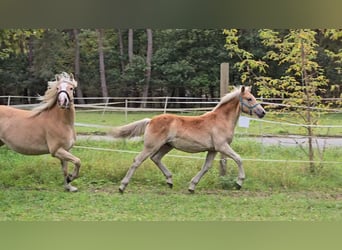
[49,104,75,125]
[213,97,241,126]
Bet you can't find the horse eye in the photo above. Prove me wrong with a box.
[247,98,252,102]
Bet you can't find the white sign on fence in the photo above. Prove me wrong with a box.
[238,116,250,128]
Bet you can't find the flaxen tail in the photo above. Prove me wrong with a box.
[108,118,151,138]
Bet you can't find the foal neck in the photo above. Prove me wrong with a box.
[213,96,241,122]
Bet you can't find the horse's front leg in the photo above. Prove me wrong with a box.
[217,144,244,189]
[54,148,81,192]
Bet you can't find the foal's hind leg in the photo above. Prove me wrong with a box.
[150,144,173,188]
[119,148,153,193]
[54,148,81,192]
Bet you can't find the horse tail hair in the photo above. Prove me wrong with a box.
[108,118,151,138]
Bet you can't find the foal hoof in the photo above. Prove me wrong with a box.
[167,182,173,189]
[234,182,242,190]
[119,184,126,194]
[188,188,195,194]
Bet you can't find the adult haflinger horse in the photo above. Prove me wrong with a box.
[110,86,266,193]
[0,72,81,192]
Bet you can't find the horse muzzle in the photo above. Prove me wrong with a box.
[254,106,266,118]
[57,91,71,109]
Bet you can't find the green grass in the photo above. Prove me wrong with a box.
[0,138,341,221]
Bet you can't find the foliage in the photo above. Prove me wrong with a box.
[223,29,268,85]
[0,28,340,100]
[256,29,332,171]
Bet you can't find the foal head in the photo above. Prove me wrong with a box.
[55,72,77,109]
[239,86,266,118]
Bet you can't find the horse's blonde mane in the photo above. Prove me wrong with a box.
[32,72,77,115]
[213,86,249,111]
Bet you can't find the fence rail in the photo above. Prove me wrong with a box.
[3,95,341,114]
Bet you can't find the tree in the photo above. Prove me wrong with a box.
[73,29,85,104]
[141,29,153,107]
[128,29,133,63]
[258,29,329,172]
[117,28,125,73]
[97,28,108,98]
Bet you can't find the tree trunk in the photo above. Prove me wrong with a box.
[97,28,108,98]
[73,29,85,104]
[142,29,153,108]
[301,39,315,172]
[117,28,125,74]
[128,29,133,63]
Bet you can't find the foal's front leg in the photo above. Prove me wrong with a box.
[188,151,217,193]
[54,148,81,192]
[218,143,244,189]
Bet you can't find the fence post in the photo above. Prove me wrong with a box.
[220,63,229,98]
[101,97,110,120]
[125,99,128,122]
[219,63,229,175]
[164,96,169,114]
[7,96,11,106]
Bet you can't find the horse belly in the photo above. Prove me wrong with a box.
[170,138,213,153]
[3,138,49,155]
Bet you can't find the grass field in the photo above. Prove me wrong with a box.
[0,111,341,221]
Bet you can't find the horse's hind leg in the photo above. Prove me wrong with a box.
[219,153,227,176]
[150,144,173,188]
[119,148,153,193]
[54,148,81,192]
[188,151,217,193]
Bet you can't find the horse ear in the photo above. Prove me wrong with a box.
[55,74,61,81]
[70,73,74,81]
[241,86,245,93]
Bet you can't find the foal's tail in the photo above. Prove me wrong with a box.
[108,118,151,138]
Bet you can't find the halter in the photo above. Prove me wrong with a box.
[239,96,260,115]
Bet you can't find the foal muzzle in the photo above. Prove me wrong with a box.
[239,96,266,118]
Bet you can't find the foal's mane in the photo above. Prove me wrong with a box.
[213,86,246,111]
[32,72,77,115]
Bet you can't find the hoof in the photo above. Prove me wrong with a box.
[65,184,78,192]
[188,188,195,194]
[119,188,124,194]
[234,182,242,190]
[167,182,173,189]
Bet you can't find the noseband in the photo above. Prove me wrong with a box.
[57,90,73,107]
[239,96,260,115]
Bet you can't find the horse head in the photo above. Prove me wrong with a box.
[55,72,77,109]
[239,86,266,118]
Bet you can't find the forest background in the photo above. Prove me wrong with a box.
[0,29,341,104]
